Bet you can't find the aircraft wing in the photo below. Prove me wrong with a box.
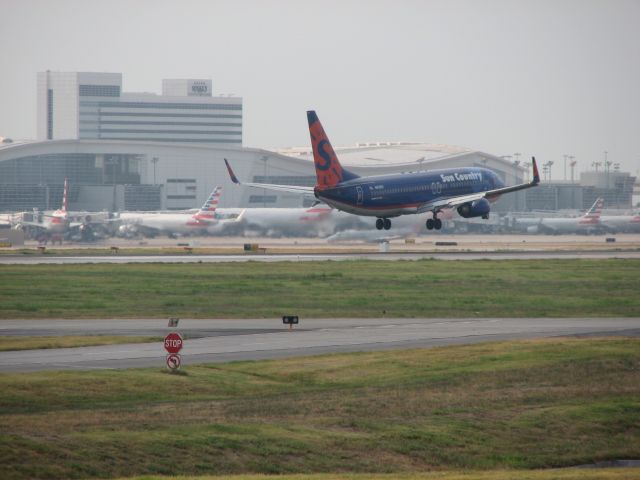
[224,159,314,194]
[418,157,540,214]
[14,221,49,230]
[219,208,246,223]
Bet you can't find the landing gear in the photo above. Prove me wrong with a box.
[376,218,392,230]
[426,216,442,230]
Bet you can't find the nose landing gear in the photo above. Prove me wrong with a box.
[376,218,391,230]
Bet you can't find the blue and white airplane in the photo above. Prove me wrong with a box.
[225,111,540,231]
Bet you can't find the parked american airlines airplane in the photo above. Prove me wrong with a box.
[13,178,108,242]
[117,187,242,238]
[217,205,365,237]
[225,111,540,230]
[600,211,640,233]
[516,198,605,234]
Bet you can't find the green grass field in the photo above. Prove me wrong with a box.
[1,338,638,479]
[1,259,639,318]
[0,335,161,351]
[115,470,640,480]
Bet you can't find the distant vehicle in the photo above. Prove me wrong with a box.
[117,187,243,238]
[225,110,540,231]
[516,198,605,234]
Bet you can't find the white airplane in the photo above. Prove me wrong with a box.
[215,205,365,237]
[11,178,109,242]
[599,213,640,233]
[516,198,605,234]
[117,187,242,238]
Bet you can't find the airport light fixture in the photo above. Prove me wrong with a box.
[569,156,576,183]
[605,159,613,189]
[151,157,159,185]
[513,152,521,164]
[543,160,554,182]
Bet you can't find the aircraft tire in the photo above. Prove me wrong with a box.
[383,218,391,230]
[426,219,434,230]
[376,218,384,230]
[434,218,442,230]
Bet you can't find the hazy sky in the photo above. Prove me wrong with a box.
[1,0,639,177]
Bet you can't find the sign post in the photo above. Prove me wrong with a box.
[164,332,183,371]
[282,315,299,331]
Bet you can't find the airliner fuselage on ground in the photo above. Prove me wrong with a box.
[117,187,242,237]
[225,111,540,230]
[515,198,604,234]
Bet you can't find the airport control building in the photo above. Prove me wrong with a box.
[0,71,635,214]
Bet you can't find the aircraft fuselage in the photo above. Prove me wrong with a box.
[315,167,504,217]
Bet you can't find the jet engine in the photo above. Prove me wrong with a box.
[117,224,138,238]
[457,198,490,219]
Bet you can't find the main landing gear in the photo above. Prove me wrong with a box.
[426,216,442,230]
[376,218,391,230]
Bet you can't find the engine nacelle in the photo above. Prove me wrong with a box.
[117,224,138,238]
[526,225,539,234]
[457,198,490,219]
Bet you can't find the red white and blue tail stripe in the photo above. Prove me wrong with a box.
[580,197,604,224]
[193,186,221,221]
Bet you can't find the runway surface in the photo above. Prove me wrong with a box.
[2,250,640,264]
[1,317,638,372]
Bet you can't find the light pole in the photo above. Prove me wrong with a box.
[105,157,118,212]
[261,156,268,207]
[569,156,576,183]
[563,154,568,182]
[543,161,554,182]
[512,159,522,210]
[151,157,159,185]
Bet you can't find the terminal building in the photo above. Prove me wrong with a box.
[0,139,526,213]
[37,71,242,144]
[0,71,635,215]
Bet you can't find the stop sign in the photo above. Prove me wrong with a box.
[164,332,183,354]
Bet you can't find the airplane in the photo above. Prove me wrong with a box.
[224,110,540,231]
[216,205,366,237]
[599,211,640,233]
[515,197,605,234]
[116,186,243,238]
[12,178,107,242]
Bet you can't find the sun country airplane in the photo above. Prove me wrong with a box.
[225,111,540,230]
[117,186,243,237]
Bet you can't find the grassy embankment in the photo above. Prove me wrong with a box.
[1,259,639,319]
[1,338,638,479]
[115,470,640,480]
[0,336,160,351]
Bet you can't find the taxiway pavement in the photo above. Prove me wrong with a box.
[1,317,638,373]
[2,250,640,264]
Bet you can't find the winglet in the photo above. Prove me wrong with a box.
[531,157,540,184]
[224,158,240,184]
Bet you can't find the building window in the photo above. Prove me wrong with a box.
[79,85,121,97]
[166,195,197,200]
[47,89,53,139]
[248,195,277,204]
